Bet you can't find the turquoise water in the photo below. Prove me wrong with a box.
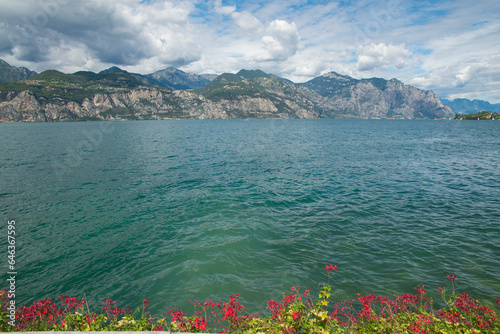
[1,119,499,314]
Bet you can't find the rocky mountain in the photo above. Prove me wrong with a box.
[0,70,217,121]
[194,69,327,118]
[98,66,127,75]
[0,69,280,121]
[200,73,219,81]
[0,67,455,122]
[0,59,37,83]
[145,67,211,90]
[441,98,500,114]
[97,66,212,90]
[302,72,454,119]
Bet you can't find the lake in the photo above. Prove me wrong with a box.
[1,119,499,314]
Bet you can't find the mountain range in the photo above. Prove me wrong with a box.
[0,59,456,122]
[0,59,38,84]
[97,66,212,90]
[441,98,500,114]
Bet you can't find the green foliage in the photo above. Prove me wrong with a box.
[2,268,499,333]
[0,69,154,104]
[31,70,68,81]
[236,69,271,80]
[195,69,271,98]
[454,110,499,120]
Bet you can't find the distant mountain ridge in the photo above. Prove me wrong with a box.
[145,67,211,90]
[0,60,455,121]
[96,65,211,90]
[441,98,500,114]
[0,59,38,83]
[0,59,211,90]
[302,72,453,119]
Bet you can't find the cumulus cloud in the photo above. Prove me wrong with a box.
[0,0,201,71]
[256,20,300,61]
[212,3,300,63]
[214,0,263,33]
[214,0,236,16]
[357,43,411,71]
[1,0,499,102]
[410,74,443,89]
[231,11,264,33]
[453,65,478,87]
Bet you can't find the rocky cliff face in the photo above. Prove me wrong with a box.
[0,69,455,122]
[195,70,323,118]
[0,89,227,122]
[302,72,454,119]
[0,88,317,122]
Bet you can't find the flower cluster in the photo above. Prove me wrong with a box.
[0,292,155,332]
[15,298,63,331]
[325,264,338,273]
[102,298,129,320]
[1,268,499,333]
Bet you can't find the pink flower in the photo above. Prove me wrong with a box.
[446,274,457,283]
[415,285,426,296]
[325,264,338,273]
[292,311,302,321]
[195,316,207,330]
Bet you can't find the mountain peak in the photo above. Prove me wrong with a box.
[0,59,38,83]
[322,71,354,81]
[151,67,183,75]
[236,69,270,80]
[145,67,210,90]
[98,66,126,75]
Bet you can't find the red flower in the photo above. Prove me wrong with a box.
[446,274,457,283]
[153,324,163,331]
[292,311,302,321]
[325,264,338,273]
[497,299,500,306]
[169,309,184,323]
[195,316,207,330]
[415,285,426,296]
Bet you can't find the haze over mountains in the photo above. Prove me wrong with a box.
[441,98,500,115]
[0,59,491,122]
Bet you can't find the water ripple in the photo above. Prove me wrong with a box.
[0,119,499,313]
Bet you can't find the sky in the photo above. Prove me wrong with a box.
[0,0,499,102]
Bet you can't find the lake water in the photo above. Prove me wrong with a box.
[1,119,499,314]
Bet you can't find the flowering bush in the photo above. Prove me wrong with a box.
[1,266,499,333]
